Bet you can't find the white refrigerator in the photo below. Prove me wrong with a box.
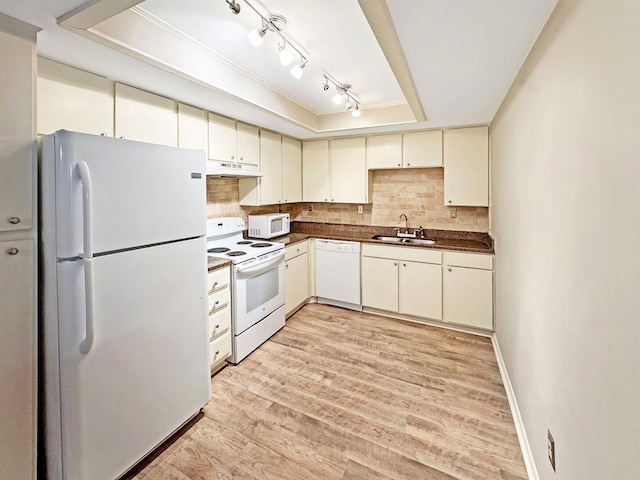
[40,131,212,480]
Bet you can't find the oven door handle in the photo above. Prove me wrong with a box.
[236,250,285,276]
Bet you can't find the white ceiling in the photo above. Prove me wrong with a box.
[0,0,558,139]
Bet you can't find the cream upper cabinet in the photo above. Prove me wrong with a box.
[285,241,309,317]
[178,103,208,153]
[302,140,330,202]
[282,137,302,203]
[403,130,443,168]
[257,130,282,206]
[443,126,489,206]
[443,252,493,329]
[115,83,177,147]
[361,256,399,312]
[38,58,114,137]
[236,122,260,165]
[366,134,402,169]
[208,112,237,161]
[330,137,367,203]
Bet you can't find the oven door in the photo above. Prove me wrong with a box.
[233,250,285,334]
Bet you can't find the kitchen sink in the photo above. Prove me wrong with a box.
[371,235,436,245]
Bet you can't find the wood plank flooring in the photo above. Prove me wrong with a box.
[128,304,527,480]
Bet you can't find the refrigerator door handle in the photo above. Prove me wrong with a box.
[77,161,94,258]
[77,161,96,354]
[80,258,95,354]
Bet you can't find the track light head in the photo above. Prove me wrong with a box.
[226,0,240,14]
[323,76,330,91]
[332,90,343,105]
[279,43,294,66]
[352,104,361,118]
[290,61,306,79]
[248,28,266,47]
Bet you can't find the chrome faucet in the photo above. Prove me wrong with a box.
[399,213,408,231]
[395,213,415,237]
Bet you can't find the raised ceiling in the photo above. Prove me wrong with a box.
[0,0,558,139]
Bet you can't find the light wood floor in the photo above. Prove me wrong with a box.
[129,304,527,480]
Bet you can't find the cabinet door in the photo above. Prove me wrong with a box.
[237,122,259,165]
[285,253,309,317]
[330,137,366,203]
[115,83,177,147]
[38,57,114,137]
[208,112,236,161]
[403,130,442,168]
[443,266,493,329]
[178,103,208,153]
[302,140,330,202]
[1,32,34,233]
[282,137,302,203]
[399,261,442,320]
[259,130,283,205]
[443,126,489,206]
[0,239,35,478]
[361,256,398,312]
[366,134,402,169]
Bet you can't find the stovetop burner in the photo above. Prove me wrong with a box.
[227,251,247,257]
[251,242,272,248]
[236,240,252,245]
[208,247,230,254]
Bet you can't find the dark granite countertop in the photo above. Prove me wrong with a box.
[265,222,494,254]
[207,257,232,272]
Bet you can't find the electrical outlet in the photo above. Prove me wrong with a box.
[357,205,363,214]
[308,204,313,212]
[547,429,556,471]
[449,207,457,218]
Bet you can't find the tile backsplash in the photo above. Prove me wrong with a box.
[206,168,488,232]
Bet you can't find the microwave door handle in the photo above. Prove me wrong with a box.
[236,251,284,276]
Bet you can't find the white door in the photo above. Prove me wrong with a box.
[53,237,210,480]
[44,131,206,258]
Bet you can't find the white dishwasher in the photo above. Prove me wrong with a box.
[315,239,362,311]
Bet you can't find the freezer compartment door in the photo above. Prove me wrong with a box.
[52,237,211,480]
[45,130,206,258]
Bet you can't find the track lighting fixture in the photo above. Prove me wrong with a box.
[227,1,363,112]
[323,75,361,117]
[241,1,308,79]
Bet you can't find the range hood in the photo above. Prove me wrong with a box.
[206,160,263,178]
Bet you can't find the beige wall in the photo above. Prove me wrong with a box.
[207,168,488,232]
[491,0,640,478]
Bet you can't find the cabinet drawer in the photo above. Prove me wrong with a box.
[285,240,308,261]
[207,266,230,295]
[209,305,231,341]
[444,252,493,270]
[209,332,231,367]
[207,288,230,316]
[362,243,442,264]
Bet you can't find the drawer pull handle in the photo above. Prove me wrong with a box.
[448,268,452,272]
[7,248,19,255]
[209,301,229,316]
[215,349,220,355]
[8,217,20,225]
[208,281,228,294]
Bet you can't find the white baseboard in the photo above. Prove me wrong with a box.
[492,333,539,480]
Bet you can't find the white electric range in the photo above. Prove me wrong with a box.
[206,217,285,364]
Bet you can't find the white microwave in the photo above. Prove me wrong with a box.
[247,213,290,239]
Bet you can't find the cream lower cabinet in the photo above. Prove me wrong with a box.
[361,244,442,320]
[285,241,309,317]
[443,252,493,329]
[207,266,232,373]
